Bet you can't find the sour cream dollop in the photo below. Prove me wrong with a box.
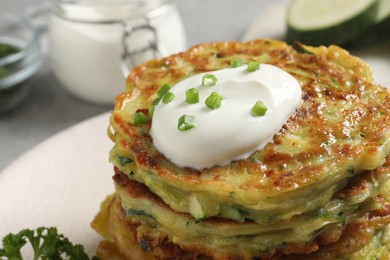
[150,64,302,170]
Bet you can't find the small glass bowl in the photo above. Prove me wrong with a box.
[0,13,41,114]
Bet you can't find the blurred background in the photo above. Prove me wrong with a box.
[0,0,388,171]
[0,0,284,171]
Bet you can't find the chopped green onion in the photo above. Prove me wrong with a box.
[148,105,155,117]
[133,112,150,125]
[151,97,161,106]
[251,100,268,116]
[186,88,199,104]
[202,74,217,87]
[162,92,175,104]
[230,59,244,68]
[247,61,260,72]
[148,97,161,117]
[157,83,171,98]
[205,91,223,110]
[178,115,196,131]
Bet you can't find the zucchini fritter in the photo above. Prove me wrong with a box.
[92,156,390,259]
[109,39,390,222]
[93,39,390,259]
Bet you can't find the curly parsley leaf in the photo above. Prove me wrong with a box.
[0,227,91,260]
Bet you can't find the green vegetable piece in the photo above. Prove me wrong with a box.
[0,67,10,79]
[133,112,149,125]
[0,232,25,259]
[151,97,161,106]
[149,97,162,117]
[162,91,175,104]
[205,91,223,110]
[126,208,154,219]
[119,156,133,166]
[157,83,171,98]
[178,115,196,131]
[222,206,245,223]
[0,44,20,80]
[230,59,244,68]
[247,61,260,72]
[148,105,155,117]
[0,227,89,260]
[286,0,380,46]
[202,74,217,87]
[186,88,199,104]
[0,43,19,59]
[251,100,268,116]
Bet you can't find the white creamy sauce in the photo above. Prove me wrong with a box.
[150,64,302,170]
[48,1,186,104]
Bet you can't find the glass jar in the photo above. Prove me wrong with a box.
[48,0,186,104]
[0,13,41,114]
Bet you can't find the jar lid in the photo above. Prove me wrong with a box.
[50,0,176,23]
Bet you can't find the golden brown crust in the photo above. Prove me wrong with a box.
[93,192,390,260]
[284,213,390,260]
[96,39,390,259]
[112,39,389,195]
[93,195,202,260]
[100,155,390,259]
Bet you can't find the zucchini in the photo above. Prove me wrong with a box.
[221,205,245,223]
[286,0,379,46]
[347,0,390,48]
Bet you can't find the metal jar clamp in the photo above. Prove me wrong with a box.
[120,21,167,76]
[119,1,174,76]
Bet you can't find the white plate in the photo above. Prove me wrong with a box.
[0,112,114,257]
[242,0,390,89]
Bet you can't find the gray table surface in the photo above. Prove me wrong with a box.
[0,0,277,172]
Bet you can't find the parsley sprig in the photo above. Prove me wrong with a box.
[0,227,93,260]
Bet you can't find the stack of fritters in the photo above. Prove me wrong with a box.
[92,39,390,259]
